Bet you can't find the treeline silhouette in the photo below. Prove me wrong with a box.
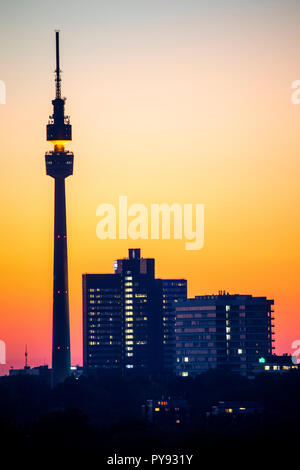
[0,369,299,464]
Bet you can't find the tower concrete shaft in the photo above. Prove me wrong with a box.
[51,176,71,386]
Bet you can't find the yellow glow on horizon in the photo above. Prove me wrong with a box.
[0,1,300,373]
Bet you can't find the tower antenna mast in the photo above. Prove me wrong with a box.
[55,30,61,99]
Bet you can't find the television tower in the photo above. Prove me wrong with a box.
[45,31,73,387]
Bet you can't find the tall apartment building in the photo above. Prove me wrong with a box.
[174,292,274,377]
[161,279,187,372]
[83,274,122,372]
[115,248,163,374]
[83,249,187,375]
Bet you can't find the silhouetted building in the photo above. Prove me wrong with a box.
[9,365,51,384]
[83,249,187,375]
[253,354,299,374]
[142,397,190,425]
[45,32,73,387]
[175,292,274,377]
[210,401,264,416]
[70,365,84,379]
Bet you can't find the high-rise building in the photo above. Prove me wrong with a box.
[45,32,73,387]
[83,274,122,372]
[115,248,163,375]
[174,292,274,377]
[83,249,187,376]
[161,279,187,372]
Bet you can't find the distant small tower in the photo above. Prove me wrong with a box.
[45,31,73,387]
[25,344,29,370]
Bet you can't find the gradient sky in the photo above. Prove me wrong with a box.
[0,0,299,373]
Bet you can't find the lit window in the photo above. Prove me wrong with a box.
[238,349,243,354]
[184,357,189,362]
[182,372,189,377]
[226,305,230,312]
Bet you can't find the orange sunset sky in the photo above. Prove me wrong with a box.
[0,0,299,373]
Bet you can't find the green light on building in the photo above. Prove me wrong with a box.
[259,357,266,364]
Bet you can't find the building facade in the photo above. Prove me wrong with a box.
[115,248,163,375]
[83,274,122,373]
[174,292,274,377]
[161,279,187,372]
